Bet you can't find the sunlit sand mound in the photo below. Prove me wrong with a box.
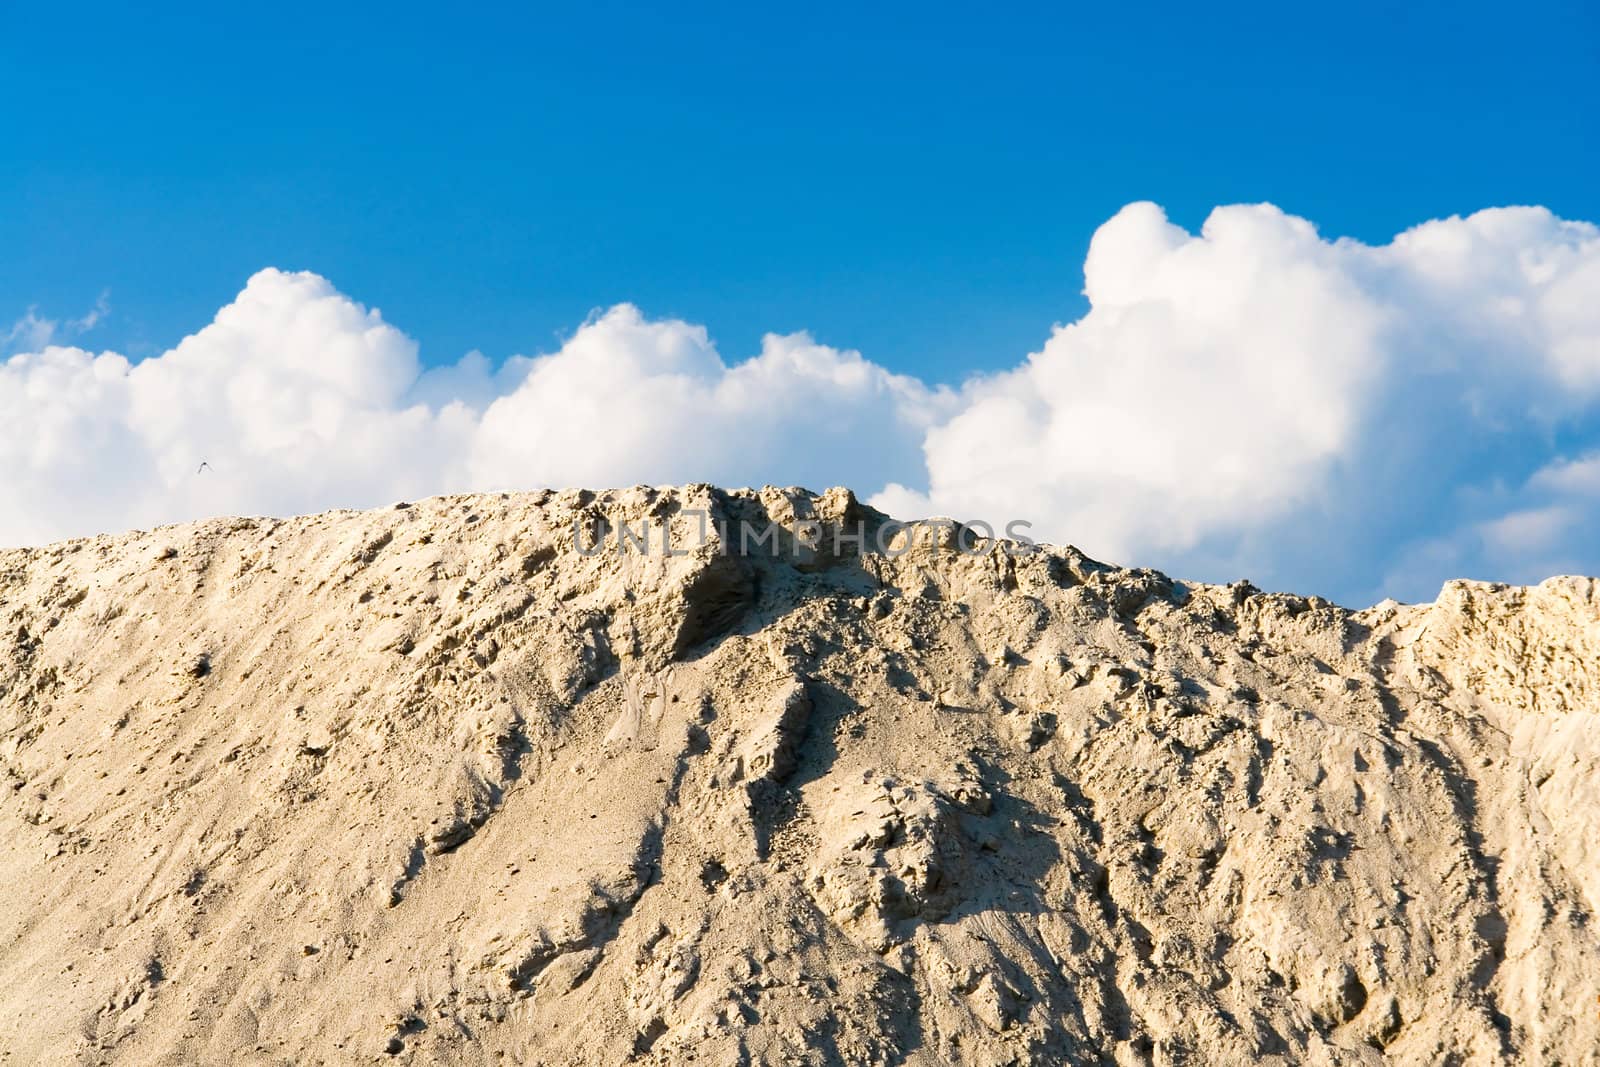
[2,486,1597,1065]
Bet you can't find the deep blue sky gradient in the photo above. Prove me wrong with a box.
[4,0,1596,380]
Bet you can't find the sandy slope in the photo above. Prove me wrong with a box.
[1,486,1597,1065]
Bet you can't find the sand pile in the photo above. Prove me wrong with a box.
[2,486,1597,1065]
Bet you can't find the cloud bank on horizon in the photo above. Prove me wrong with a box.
[3,201,1598,605]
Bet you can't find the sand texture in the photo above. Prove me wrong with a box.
[2,486,1598,1065]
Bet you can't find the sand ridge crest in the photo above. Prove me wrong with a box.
[1,486,1597,1064]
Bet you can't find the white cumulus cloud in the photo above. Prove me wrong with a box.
[0,270,941,553]
[877,202,1600,602]
[2,201,1598,605]
[469,306,947,494]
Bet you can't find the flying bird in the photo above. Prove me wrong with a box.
[197,462,212,474]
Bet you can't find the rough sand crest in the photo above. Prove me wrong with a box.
[2,486,1598,1065]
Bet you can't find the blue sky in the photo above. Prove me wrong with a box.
[3,2,1599,605]
[5,0,1596,380]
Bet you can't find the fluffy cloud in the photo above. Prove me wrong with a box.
[2,202,1598,605]
[878,202,1600,602]
[469,306,947,494]
[877,204,1389,565]
[0,270,939,552]
[0,272,473,547]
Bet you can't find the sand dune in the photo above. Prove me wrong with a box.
[2,486,1597,1064]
